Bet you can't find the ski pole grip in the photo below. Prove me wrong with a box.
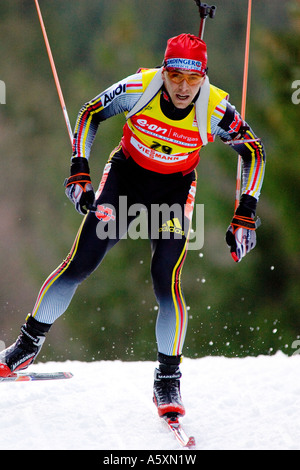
[194,1,216,18]
[194,1,217,39]
[209,5,216,18]
[200,4,209,18]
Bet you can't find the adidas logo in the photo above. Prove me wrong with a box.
[159,218,185,236]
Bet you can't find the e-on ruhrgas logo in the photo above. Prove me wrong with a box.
[0,80,5,104]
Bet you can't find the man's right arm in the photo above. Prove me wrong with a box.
[72,72,144,161]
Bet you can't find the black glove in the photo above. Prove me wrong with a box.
[64,157,95,215]
[226,195,261,263]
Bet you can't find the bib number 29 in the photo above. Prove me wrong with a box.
[150,141,172,155]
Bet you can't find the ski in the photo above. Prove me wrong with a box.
[162,414,196,448]
[0,371,73,382]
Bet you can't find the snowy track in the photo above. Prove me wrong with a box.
[1,353,300,450]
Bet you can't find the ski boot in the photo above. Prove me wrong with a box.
[0,315,51,378]
[153,353,185,417]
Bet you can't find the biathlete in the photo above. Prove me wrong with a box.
[0,34,265,417]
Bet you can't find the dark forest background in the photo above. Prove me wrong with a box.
[0,0,299,363]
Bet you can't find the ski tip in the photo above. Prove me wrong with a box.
[186,436,196,448]
[62,372,73,379]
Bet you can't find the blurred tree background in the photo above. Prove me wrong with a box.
[0,0,299,363]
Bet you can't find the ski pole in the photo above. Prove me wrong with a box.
[34,0,73,146]
[34,0,98,212]
[194,1,216,40]
[235,0,252,211]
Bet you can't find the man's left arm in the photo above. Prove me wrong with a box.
[212,101,266,262]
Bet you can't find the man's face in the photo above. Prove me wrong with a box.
[162,69,206,109]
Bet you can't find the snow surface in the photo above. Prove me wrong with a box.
[1,352,300,451]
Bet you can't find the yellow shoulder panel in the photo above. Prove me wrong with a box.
[140,68,161,90]
[207,84,229,134]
